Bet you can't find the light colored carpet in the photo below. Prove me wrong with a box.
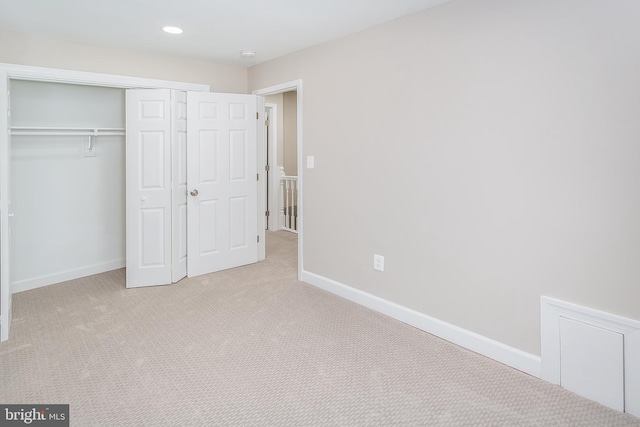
[1,231,638,426]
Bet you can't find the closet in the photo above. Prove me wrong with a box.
[10,80,126,293]
[0,64,267,342]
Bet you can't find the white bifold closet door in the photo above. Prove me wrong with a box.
[126,89,174,288]
[171,91,188,282]
[187,92,258,277]
[126,89,258,288]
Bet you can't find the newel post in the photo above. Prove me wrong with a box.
[279,166,286,230]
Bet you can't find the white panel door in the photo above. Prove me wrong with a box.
[1,73,12,341]
[126,89,172,288]
[171,90,188,283]
[187,92,258,277]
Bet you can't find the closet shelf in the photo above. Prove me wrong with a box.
[10,127,125,137]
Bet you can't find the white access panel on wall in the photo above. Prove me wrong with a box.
[187,92,258,277]
[559,317,625,412]
[126,89,173,288]
[541,296,640,418]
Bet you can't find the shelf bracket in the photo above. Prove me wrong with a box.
[84,135,96,157]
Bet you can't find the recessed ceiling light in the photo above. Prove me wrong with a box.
[240,50,256,59]
[163,26,183,35]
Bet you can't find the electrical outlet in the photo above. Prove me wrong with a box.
[373,254,384,272]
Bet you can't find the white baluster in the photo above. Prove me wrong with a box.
[285,179,291,230]
[278,166,299,233]
[292,179,297,231]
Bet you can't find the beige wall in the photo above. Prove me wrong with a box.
[249,0,640,355]
[0,30,247,93]
[283,91,298,176]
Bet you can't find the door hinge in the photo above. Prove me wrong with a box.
[265,210,270,217]
[257,173,259,181]
[257,235,260,243]
[265,119,270,126]
[256,112,259,120]
[265,165,270,172]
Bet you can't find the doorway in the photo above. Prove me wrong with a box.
[254,81,303,280]
[264,91,297,233]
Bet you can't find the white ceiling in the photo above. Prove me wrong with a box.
[0,0,450,68]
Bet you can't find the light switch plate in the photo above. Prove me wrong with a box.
[373,254,384,272]
[307,155,315,169]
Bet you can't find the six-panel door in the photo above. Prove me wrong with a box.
[187,92,258,277]
[125,89,173,288]
[126,89,259,287]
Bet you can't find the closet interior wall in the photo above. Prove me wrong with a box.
[10,80,126,292]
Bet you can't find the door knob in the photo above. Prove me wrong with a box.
[190,189,199,197]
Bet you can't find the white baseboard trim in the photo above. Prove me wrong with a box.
[301,270,541,378]
[12,258,125,294]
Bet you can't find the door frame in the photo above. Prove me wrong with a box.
[0,71,10,342]
[253,80,303,280]
[264,103,278,231]
[0,62,209,341]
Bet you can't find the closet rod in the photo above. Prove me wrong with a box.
[10,127,125,137]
